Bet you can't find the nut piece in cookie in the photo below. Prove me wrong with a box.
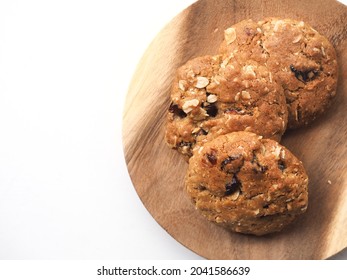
[185,131,308,236]
[219,18,338,129]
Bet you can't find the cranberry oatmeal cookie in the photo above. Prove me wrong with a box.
[220,18,338,129]
[165,55,288,159]
[185,132,308,236]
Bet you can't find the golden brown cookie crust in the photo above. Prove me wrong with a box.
[220,18,338,129]
[165,55,288,158]
[185,132,308,236]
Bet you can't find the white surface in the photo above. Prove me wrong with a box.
[0,0,346,260]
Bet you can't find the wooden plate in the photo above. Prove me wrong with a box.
[123,0,347,259]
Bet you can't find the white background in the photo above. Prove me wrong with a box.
[0,0,346,260]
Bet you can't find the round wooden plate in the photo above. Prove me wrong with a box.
[123,0,347,259]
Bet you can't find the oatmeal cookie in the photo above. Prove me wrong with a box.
[185,131,308,236]
[220,18,338,129]
[165,55,288,159]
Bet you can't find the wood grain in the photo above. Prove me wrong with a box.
[123,0,347,259]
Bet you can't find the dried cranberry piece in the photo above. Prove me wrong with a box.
[290,64,319,83]
[168,102,187,118]
[205,103,218,117]
[178,141,192,148]
[206,153,217,165]
[225,175,242,196]
[198,185,206,191]
[278,160,286,171]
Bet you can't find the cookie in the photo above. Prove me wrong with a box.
[165,55,288,159]
[220,18,338,129]
[185,131,308,236]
